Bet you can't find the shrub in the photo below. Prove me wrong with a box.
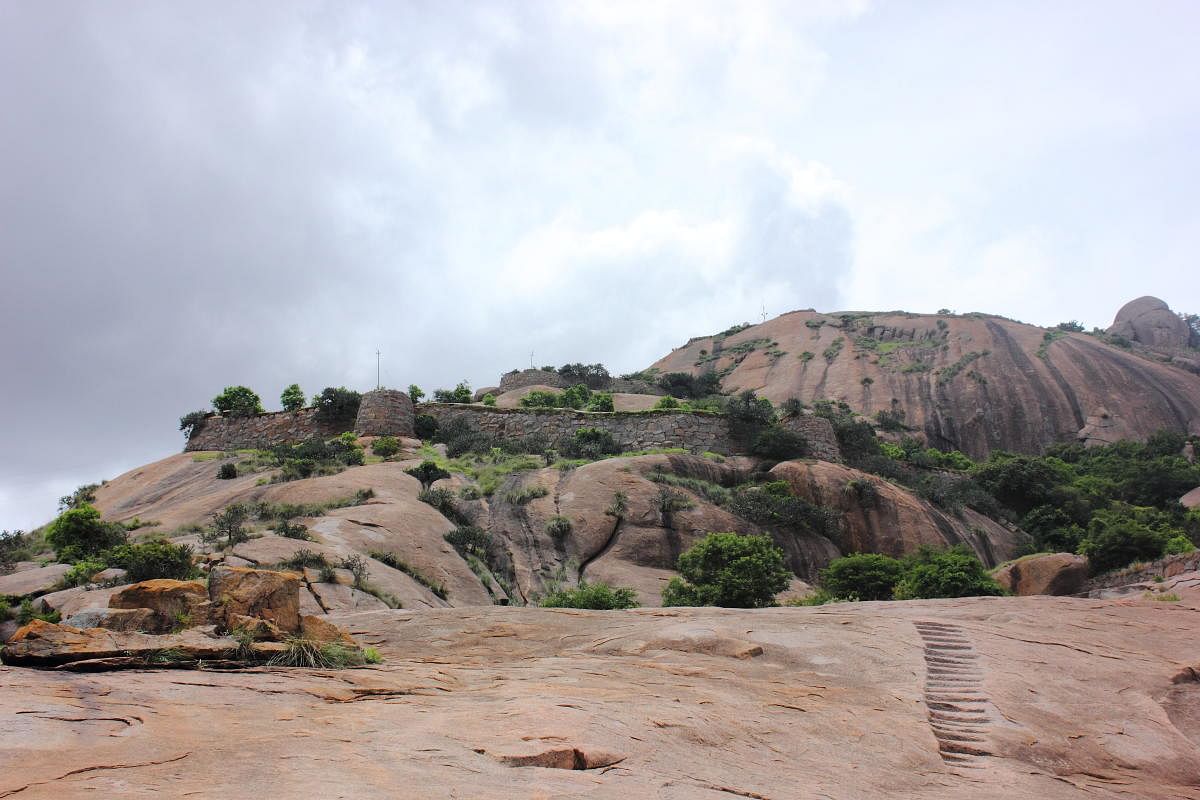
[433,416,495,456]
[1165,535,1195,555]
[540,582,640,609]
[339,554,369,588]
[212,386,265,417]
[504,485,549,505]
[62,558,108,587]
[179,410,211,441]
[0,530,36,570]
[482,393,497,407]
[407,384,425,403]
[1077,506,1171,574]
[725,391,775,444]
[406,460,450,490]
[586,392,614,412]
[17,599,59,626]
[201,503,251,548]
[606,491,628,519]
[563,427,619,459]
[874,407,907,432]
[654,395,681,410]
[655,487,694,528]
[312,387,362,426]
[658,370,721,399]
[108,541,196,582]
[433,382,473,403]
[750,427,808,461]
[217,463,238,480]
[844,478,881,508]
[273,519,311,540]
[545,516,573,540]
[413,414,437,440]
[892,546,1004,599]
[661,532,791,608]
[727,483,841,543]
[443,526,491,558]
[278,549,330,570]
[372,436,401,459]
[268,638,366,668]
[819,553,904,601]
[45,504,127,563]
[280,383,306,412]
[557,363,611,389]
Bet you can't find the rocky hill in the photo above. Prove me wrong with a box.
[648,297,1200,458]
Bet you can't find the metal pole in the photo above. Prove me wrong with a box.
[376,350,381,390]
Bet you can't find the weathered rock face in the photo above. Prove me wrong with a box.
[649,307,1200,458]
[770,460,1031,568]
[354,389,414,437]
[992,553,1089,596]
[206,566,301,633]
[1108,295,1193,351]
[109,579,209,619]
[3,598,1200,798]
[0,563,70,598]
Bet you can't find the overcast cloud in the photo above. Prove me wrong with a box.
[1,0,1197,529]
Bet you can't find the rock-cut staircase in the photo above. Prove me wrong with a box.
[914,621,993,769]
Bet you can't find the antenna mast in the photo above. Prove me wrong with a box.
[376,350,381,390]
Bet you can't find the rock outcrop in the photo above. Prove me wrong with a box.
[1108,295,1193,351]
[991,553,1089,596]
[649,306,1200,458]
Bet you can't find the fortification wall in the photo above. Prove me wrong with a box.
[1084,551,1200,594]
[780,414,841,462]
[421,403,736,454]
[354,390,414,437]
[184,408,343,452]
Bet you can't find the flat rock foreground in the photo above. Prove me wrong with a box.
[2,595,1199,799]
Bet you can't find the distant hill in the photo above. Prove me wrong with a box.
[648,298,1200,458]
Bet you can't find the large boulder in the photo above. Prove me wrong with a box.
[0,619,238,667]
[62,607,166,634]
[207,566,301,634]
[1108,296,1192,351]
[1182,485,1200,509]
[992,553,1089,596]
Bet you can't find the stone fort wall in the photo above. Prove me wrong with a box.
[184,392,842,461]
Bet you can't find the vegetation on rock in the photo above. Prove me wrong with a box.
[662,533,792,608]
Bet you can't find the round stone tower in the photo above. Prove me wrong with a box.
[353,389,415,437]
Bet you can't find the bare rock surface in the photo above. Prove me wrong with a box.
[1109,295,1193,351]
[0,564,71,598]
[992,553,1090,596]
[3,595,1200,798]
[1183,485,1200,509]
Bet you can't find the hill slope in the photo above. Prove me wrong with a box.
[649,308,1200,458]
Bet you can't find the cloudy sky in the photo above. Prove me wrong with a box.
[1,1,1197,529]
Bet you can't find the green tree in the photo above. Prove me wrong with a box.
[406,460,451,491]
[179,410,210,441]
[892,546,1004,600]
[202,504,251,548]
[1076,505,1172,574]
[820,553,905,601]
[312,387,362,426]
[661,532,791,608]
[45,504,126,563]
[280,383,306,412]
[408,384,425,403]
[212,386,265,417]
[751,427,808,460]
[107,540,196,582]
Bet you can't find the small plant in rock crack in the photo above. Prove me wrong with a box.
[605,491,628,520]
[545,516,573,540]
[338,554,369,589]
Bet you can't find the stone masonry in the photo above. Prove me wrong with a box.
[354,389,415,437]
[184,408,343,452]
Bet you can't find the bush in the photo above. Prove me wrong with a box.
[586,392,614,412]
[0,530,36,569]
[750,427,808,461]
[108,540,195,582]
[654,395,681,410]
[433,416,494,456]
[1077,506,1172,574]
[413,414,437,440]
[212,386,265,417]
[406,460,450,490]
[45,504,127,563]
[273,519,310,540]
[725,391,775,444]
[217,463,238,480]
[482,394,497,407]
[819,553,904,601]
[407,384,425,403]
[418,488,468,524]
[661,532,791,608]
[540,582,639,609]
[371,436,401,459]
[892,546,1004,600]
[563,427,619,459]
[62,558,108,587]
[443,525,491,558]
[280,383,306,412]
[727,482,841,542]
[312,387,362,426]
[658,370,721,399]
[557,363,611,389]
[433,382,473,403]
